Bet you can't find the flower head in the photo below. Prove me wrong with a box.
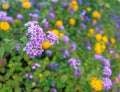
[90,77,103,91]
[102,77,112,90]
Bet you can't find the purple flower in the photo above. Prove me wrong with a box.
[102,59,111,67]
[61,49,69,58]
[28,13,39,20]
[86,45,92,50]
[0,11,7,21]
[47,31,59,44]
[94,54,103,60]
[42,18,49,28]
[109,48,115,54]
[38,2,47,7]
[25,73,34,79]
[59,26,65,30]
[103,66,112,77]
[70,42,76,52]
[63,35,70,43]
[84,16,91,22]
[16,14,24,20]
[61,2,69,6]
[74,69,81,76]
[45,50,52,56]
[51,0,58,3]
[31,62,41,70]
[50,88,57,92]
[115,21,120,29]
[77,30,81,34]
[79,10,86,18]
[68,58,81,69]
[48,12,55,19]
[77,0,83,5]
[95,26,103,34]
[69,8,75,14]
[6,17,14,23]
[110,14,119,20]
[34,9,39,13]
[24,21,45,58]
[118,74,120,81]
[24,21,59,58]
[15,44,21,51]
[102,77,112,90]
[80,23,86,30]
[51,82,56,87]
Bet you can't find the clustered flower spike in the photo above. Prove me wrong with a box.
[102,77,112,90]
[94,54,112,90]
[23,21,59,58]
[68,58,81,76]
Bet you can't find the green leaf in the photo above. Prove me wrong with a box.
[20,36,28,43]
[0,46,5,58]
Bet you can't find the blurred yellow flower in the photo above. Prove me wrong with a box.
[86,7,91,12]
[21,0,27,3]
[89,28,95,35]
[102,36,108,43]
[69,18,76,26]
[59,32,64,37]
[22,2,31,9]
[92,11,101,18]
[52,29,59,36]
[55,20,63,27]
[73,5,79,11]
[0,22,10,31]
[2,3,9,10]
[42,41,52,49]
[101,43,106,50]
[94,43,103,54]
[93,19,97,25]
[95,33,102,41]
[90,77,103,91]
[110,38,116,45]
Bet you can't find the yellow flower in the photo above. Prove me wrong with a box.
[42,41,52,49]
[89,28,95,35]
[86,7,91,12]
[71,1,78,6]
[90,77,103,91]
[94,47,102,54]
[92,11,101,18]
[2,3,9,10]
[0,22,10,31]
[101,43,106,50]
[87,33,91,37]
[52,29,59,36]
[22,2,31,9]
[95,43,101,48]
[69,18,76,26]
[21,0,27,3]
[55,20,63,27]
[94,43,103,54]
[59,32,64,37]
[110,38,116,45]
[72,5,79,11]
[102,36,108,43]
[95,33,102,41]
[93,19,97,25]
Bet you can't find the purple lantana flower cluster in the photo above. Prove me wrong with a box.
[68,58,82,76]
[0,11,14,23]
[94,54,112,90]
[23,21,59,58]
